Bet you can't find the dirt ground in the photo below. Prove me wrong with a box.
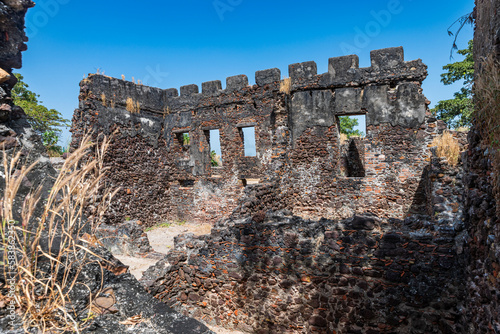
[115,222,212,278]
[115,222,245,334]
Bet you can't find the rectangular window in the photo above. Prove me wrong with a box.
[207,129,222,167]
[337,115,366,177]
[176,132,190,147]
[337,115,366,139]
[241,126,256,157]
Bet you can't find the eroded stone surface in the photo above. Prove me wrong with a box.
[71,48,434,228]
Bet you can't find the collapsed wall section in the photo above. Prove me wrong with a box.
[71,47,438,227]
[142,211,467,334]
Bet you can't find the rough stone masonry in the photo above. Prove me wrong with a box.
[71,45,473,333]
[71,46,447,228]
[463,0,500,332]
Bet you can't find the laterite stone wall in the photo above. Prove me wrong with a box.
[71,47,441,228]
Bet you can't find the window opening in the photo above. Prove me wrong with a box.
[338,115,366,177]
[241,126,256,157]
[208,129,222,167]
[176,132,190,148]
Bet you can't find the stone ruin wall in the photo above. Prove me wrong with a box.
[142,207,468,333]
[71,46,448,228]
[463,0,500,332]
[138,128,468,333]
[70,46,474,333]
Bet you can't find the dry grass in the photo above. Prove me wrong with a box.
[101,94,115,109]
[280,77,292,95]
[163,106,171,116]
[0,134,118,333]
[339,133,348,145]
[431,131,461,166]
[126,97,140,113]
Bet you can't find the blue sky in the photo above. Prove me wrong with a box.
[18,0,474,147]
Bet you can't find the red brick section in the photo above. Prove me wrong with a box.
[233,119,446,222]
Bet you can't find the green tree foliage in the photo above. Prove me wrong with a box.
[11,73,70,138]
[431,40,474,128]
[183,133,190,145]
[210,150,219,167]
[339,116,364,138]
[41,130,64,156]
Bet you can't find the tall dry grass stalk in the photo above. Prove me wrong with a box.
[0,134,118,333]
[431,131,461,166]
[280,78,292,95]
[126,97,140,113]
[475,54,500,207]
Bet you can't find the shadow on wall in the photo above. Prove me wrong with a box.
[233,214,466,333]
[407,166,432,217]
[145,212,466,333]
[346,138,365,177]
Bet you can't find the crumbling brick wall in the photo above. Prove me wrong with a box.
[68,23,474,334]
[71,47,444,227]
[140,129,468,334]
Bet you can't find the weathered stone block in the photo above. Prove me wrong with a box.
[226,75,248,92]
[109,78,127,105]
[89,75,111,99]
[364,85,392,126]
[291,90,335,142]
[370,46,404,71]
[395,83,426,128]
[202,80,222,95]
[289,61,317,82]
[328,54,359,78]
[164,87,179,98]
[335,87,362,115]
[180,84,199,97]
[255,68,281,86]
